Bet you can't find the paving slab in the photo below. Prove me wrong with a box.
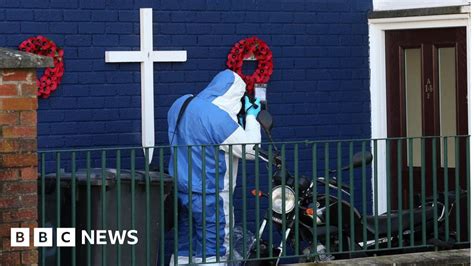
[284,248,470,265]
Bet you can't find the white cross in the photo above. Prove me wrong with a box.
[105,8,187,164]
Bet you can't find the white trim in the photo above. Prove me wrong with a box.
[369,23,388,214]
[373,0,470,11]
[461,5,471,13]
[368,14,470,214]
[370,14,470,26]
[469,3,474,246]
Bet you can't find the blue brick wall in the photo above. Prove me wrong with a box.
[0,0,372,150]
[1,0,373,260]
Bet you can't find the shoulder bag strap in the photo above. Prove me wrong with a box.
[170,95,194,145]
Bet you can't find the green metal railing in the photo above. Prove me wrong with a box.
[38,136,470,265]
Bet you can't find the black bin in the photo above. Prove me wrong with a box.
[40,168,174,266]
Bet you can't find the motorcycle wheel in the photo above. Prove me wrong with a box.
[243,241,277,266]
[244,251,276,266]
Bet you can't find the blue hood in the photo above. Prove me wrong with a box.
[197,69,246,116]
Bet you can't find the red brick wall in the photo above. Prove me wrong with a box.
[0,69,38,265]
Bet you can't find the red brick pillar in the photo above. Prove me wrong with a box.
[0,48,52,266]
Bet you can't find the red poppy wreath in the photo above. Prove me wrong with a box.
[226,36,273,95]
[18,36,64,98]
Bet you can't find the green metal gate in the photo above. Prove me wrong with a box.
[38,136,470,265]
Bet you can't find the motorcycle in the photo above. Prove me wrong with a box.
[243,110,466,265]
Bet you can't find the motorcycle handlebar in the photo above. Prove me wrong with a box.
[251,146,354,195]
[328,177,351,191]
[254,147,282,166]
[316,177,351,196]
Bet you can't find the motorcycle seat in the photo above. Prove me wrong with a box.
[425,190,467,206]
[364,206,435,235]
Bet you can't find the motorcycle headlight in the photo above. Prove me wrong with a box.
[271,185,296,214]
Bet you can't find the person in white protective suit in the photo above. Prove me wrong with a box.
[167,69,262,265]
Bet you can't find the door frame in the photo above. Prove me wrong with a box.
[368,12,471,214]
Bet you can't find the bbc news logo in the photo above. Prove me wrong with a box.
[11,228,138,247]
